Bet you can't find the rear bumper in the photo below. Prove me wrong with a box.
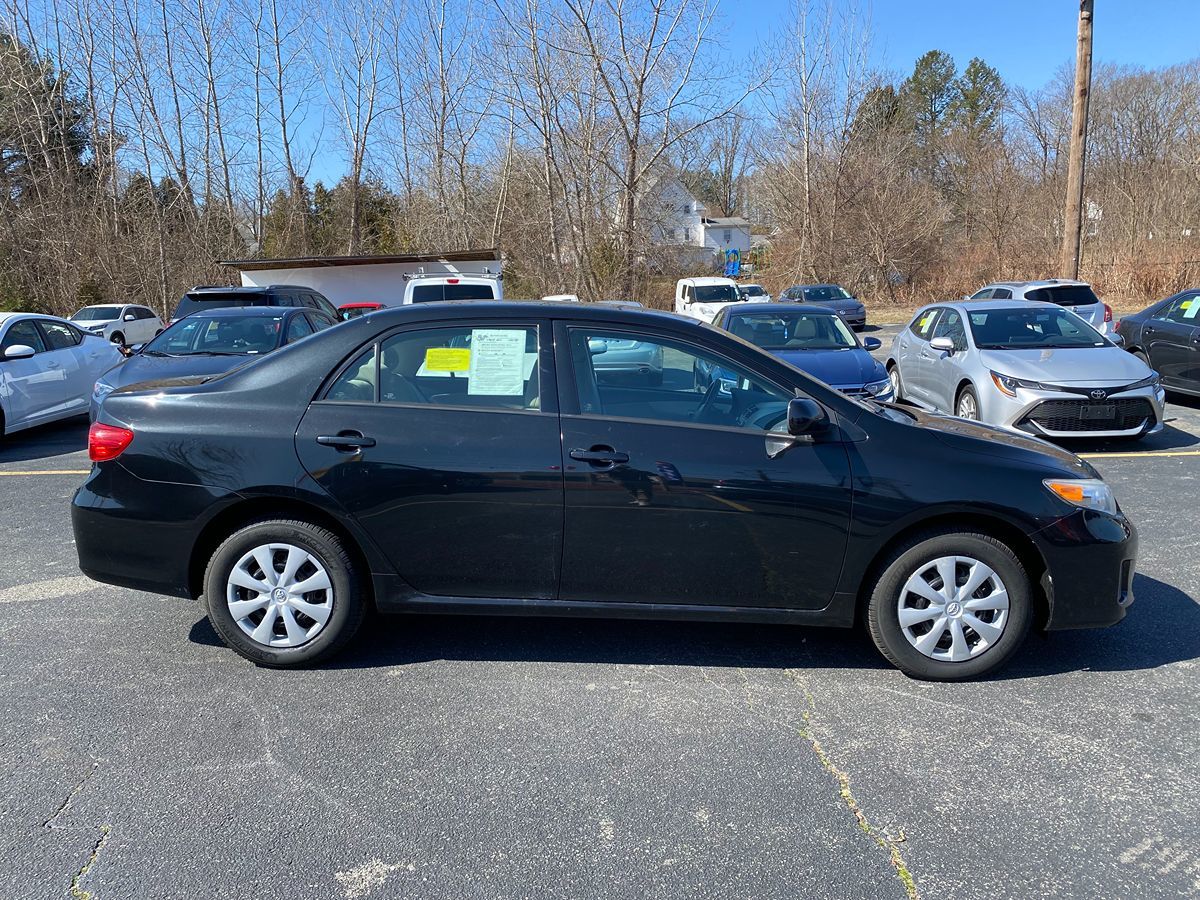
[1033,509,1138,630]
[72,463,230,599]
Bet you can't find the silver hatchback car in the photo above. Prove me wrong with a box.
[888,300,1166,440]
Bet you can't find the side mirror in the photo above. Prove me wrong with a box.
[929,336,955,353]
[587,339,608,356]
[3,344,36,361]
[863,337,882,351]
[787,397,828,436]
[123,313,136,322]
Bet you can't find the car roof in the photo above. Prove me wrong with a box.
[721,302,839,316]
[681,277,736,285]
[922,299,1072,314]
[182,305,299,319]
[985,279,1091,289]
[793,283,843,289]
[330,299,694,328]
[0,312,67,325]
[185,284,312,295]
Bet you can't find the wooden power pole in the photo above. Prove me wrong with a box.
[1060,0,1095,279]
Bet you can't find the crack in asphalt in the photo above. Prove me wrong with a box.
[44,761,100,829]
[68,825,110,900]
[785,672,920,900]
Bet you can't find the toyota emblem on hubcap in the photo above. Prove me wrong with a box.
[1089,389,1107,400]
[945,601,963,617]
[272,588,287,602]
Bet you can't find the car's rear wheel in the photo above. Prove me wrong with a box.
[955,384,980,420]
[887,363,904,401]
[866,531,1033,680]
[204,519,366,667]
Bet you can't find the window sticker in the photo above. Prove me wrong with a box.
[1183,300,1199,319]
[424,347,470,372]
[918,315,931,331]
[467,329,526,395]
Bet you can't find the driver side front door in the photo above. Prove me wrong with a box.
[554,322,853,610]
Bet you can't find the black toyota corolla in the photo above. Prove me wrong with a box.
[73,302,1137,680]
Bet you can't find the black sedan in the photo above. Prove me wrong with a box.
[91,305,337,419]
[1115,288,1200,397]
[779,284,867,329]
[74,302,1136,680]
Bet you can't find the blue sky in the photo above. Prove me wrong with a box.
[728,0,1200,88]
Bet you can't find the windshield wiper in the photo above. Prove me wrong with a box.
[188,350,248,356]
[140,349,175,357]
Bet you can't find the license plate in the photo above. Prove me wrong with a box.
[1080,404,1116,420]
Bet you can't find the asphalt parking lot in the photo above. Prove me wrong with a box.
[2,335,1198,899]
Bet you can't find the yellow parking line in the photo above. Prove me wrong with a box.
[1080,450,1200,460]
[0,469,90,476]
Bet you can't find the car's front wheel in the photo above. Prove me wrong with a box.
[204,518,366,667]
[109,332,124,346]
[866,530,1033,680]
[955,384,980,420]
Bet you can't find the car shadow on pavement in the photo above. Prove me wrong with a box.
[0,417,89,463]
[188,609,892,672]
[1003,573,1200,679]
[186,572,1197,678]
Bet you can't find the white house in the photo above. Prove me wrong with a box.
[644,176,752,270]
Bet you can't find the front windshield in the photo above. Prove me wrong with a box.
[968,307,1106,350]
[728,311,857,351]
[694,284,740,303]
[144,314,284,355]
[73,306,121,321]
[802,286,852,302]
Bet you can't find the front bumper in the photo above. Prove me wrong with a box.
[984,384,1166,439]
[1033,508,1138,629]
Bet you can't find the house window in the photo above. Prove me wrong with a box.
[723,229,732,243]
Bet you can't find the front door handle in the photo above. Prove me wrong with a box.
[317,431,376,451]
[569,446,629,466]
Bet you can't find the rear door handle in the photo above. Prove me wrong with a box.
[569,447,629,466]
[317,432,376,451]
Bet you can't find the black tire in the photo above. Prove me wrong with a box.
[203,518,366,667]
[110,332,125,346]
[887,363,904,402]
[1132,350,1150,367]
[955,384,980,420]
[866,530,1033,681]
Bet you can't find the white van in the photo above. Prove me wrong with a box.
[402,273,503,304]
[675,277,751,322]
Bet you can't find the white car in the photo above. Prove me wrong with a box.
[674,276,748,322]
[1,313,123,438]
[72,303,164,346]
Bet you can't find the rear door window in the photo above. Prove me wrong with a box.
[285,314,314,343]
[991,288,1012,300]
[38,321,83,350]
[909,309,942,340]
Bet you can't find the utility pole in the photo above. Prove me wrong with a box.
[1059,0,1094,279]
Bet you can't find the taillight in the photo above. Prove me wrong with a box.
[446,278,460,284]
[1103,303,1113,323]
[89,422,134,462]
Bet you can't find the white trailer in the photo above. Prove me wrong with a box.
[220,249,503,308]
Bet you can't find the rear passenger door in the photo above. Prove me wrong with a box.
[1146,292,1200,388]
[295,319,563,601]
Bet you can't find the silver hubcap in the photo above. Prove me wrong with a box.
[226,543,334,648]
[889,367,902,398]
[897,555,1010,662]
[957,391,978,419]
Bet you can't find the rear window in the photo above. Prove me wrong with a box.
[173,293,261,318]
[1025,285,1100,307]
[410,283,496,303]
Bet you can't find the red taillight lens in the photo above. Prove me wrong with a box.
[89,422,134,462]
[1104,303,1113,323]
[446,278,459,284]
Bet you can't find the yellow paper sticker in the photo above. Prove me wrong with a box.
[1181,300,1193,309]
[425,347,470,371]
[918,315,931,330]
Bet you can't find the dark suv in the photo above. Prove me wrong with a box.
[171,285,338,324]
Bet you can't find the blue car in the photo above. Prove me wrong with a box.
[703,303,893,401]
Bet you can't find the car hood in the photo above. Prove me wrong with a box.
[771,347,884,387]
[805,298,862,312]
[978,346,1150,385]
[100,352,258,390]
[899,406,1095,476]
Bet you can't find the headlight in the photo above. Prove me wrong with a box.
[92,381,115,401]
[1043,478,1117,515]
[863,378,891,397]
[1126,372,1160,391]
[990,370,1046,397]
